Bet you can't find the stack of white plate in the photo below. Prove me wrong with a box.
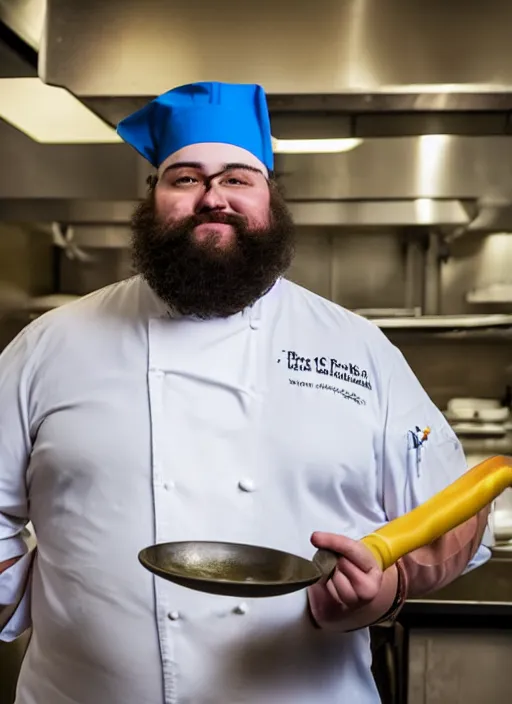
[445,397,510,437]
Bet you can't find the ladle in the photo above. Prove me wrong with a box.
[138,455,512,598]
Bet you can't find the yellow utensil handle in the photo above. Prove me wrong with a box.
[360,455,512,571]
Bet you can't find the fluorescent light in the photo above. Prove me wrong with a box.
[380,83,510,94]
[0,78,122,143]
[272,137,362,154]
[0,81,363,150]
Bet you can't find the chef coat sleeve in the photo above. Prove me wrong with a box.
[380,344,492,590]
[0,327,35,641]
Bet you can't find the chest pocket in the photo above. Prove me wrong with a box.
[404,420,466,512]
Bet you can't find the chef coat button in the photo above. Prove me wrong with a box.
[167,611,180,621]
[238,478,255,492]
[234,602,249,615]
[250,319,260,330]
[163,480,175,491]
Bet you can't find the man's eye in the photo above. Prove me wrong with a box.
[174,176,199,185]
[223,177,247,186]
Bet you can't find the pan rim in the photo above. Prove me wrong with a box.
[138,540,321,587]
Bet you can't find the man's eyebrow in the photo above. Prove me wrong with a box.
[160,161,201,177]
[222,163,263,175]
[160,161,264,177]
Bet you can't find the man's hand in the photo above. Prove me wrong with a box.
[308,531,398,631]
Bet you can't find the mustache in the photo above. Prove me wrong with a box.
[164,211,248,231]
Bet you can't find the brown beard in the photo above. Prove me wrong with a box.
[130,182,295,318]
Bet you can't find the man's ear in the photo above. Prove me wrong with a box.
[146,174,158,190]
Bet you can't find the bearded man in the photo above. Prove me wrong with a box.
[0,82,491,704]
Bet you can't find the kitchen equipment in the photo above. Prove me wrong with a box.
[139,541,334,598]
[139,455,512,598]
[449,422,507,438]
[465,452,512,547]
[445,397,510,423]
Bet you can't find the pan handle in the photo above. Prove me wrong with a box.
[360,455,512,571]
[312,548,339,580]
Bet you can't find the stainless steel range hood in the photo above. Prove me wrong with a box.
[5,1,512,99]
[39,0,512,98]
[4,0,512,229]
[12,0,508,129]
[5,0,512,125]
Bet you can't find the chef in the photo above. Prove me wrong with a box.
[0,81,492,704]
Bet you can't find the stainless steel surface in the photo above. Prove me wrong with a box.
[467,283,512,304]
[404,239,424,312]
[41,0,512,97]
[441,232,512,315]
[399,340,512,411]
[494,489,512,542]
[138,541,337,598]
[407,628,512,704]
[58,249,133,296]
[0,200,137,224]
[286,200,475,228]
[354,308,422,318]
[0,119,142,201]
[0,197,480,229]
[464,439,512,543]
[370,314,512,330]
[423,233,441,316]
[0,223,53,297]
[276,137,512,201]
[355,110,511,136]
[6,1,512,231]
[5,105,512,225]
[405,558,512,702]
[0,222,54,349]
[469,203,512,231]
[271,113,353,140]
[60,225,131,249]
[328,233,409,311]
[0,200,475,230]
[411,557,512,604]
[0,0,44,51]
[82,94,512,128]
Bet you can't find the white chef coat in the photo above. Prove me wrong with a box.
[0,275,491,704]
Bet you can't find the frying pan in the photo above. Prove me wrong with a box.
[138,455,512,598]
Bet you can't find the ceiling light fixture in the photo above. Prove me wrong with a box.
[0,78,122,143]
[272,137,363,154]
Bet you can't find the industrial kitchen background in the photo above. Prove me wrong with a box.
[2,1,512,703]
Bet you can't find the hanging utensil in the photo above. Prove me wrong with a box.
[138,455,512,598]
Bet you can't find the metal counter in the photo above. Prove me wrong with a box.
[404,550,512,614]
[399,553,512,704]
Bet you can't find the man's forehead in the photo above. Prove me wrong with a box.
[158,142,269,177]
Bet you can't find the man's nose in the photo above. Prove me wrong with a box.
[197,184,229,211]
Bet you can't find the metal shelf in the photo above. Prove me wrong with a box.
[369,313,512,330]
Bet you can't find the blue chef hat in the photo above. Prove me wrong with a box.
[116,81,274,171]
